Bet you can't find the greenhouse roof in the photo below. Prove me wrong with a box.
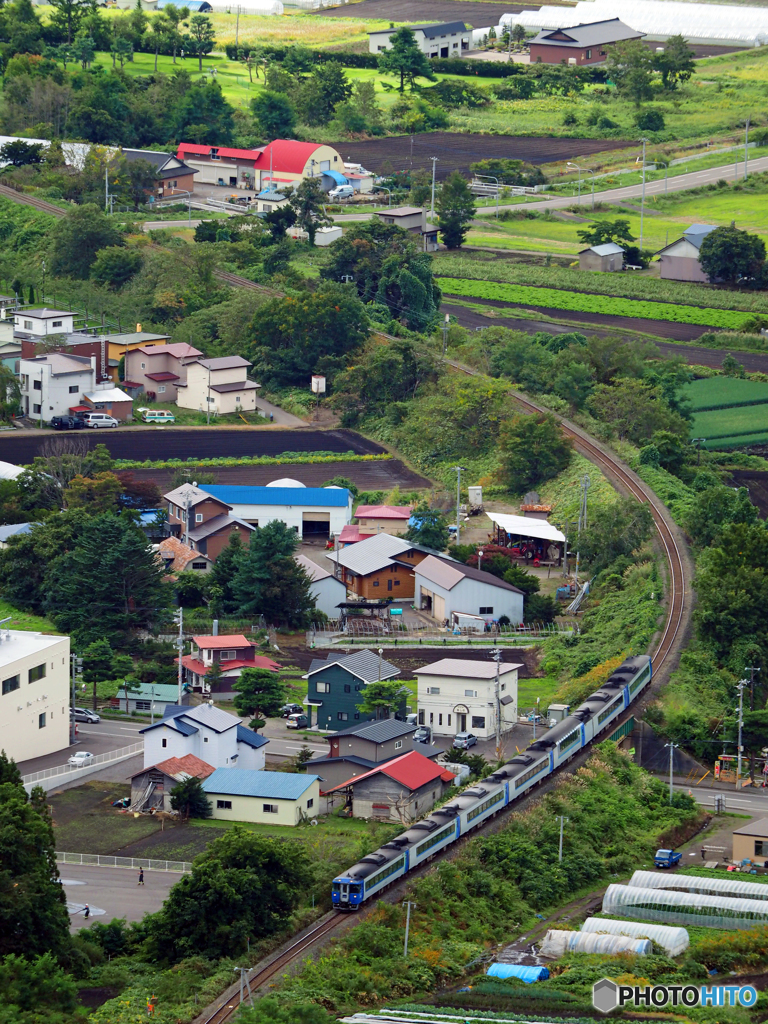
[581,917,689,956]
[629,870,768,901]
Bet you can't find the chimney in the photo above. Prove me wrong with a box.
[212,619,219,636]
[136,323,142,332]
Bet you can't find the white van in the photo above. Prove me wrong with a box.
[328,185,355,201]
[82,412,118,428]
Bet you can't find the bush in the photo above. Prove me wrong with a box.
[636,109,666,132]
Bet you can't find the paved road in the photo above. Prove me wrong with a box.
[17,719,145,777]
[253,395,305,427]
[61,863,179,930]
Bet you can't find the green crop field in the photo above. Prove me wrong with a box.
[682,377,768,412]
[437,276,752,329]
[692,404,768,443]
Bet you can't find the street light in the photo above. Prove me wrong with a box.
[567,162,595,209]
[639,138,648,249]
[167,187,192,228]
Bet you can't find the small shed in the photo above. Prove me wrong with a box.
[130,753,215,812]
[733,818,768,865]
[83,387,134,421]
[202,768,322,825]
[113,682,188,715]
[578,242,625,272]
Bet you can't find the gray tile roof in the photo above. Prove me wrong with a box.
[236,724,269,749]
[181,703,240,733]
[415,555,523,594]
[327,533,413,576]
[533,18,643,47]
[683,224,717,250]
[309,649,400,683]
[163,483,222,509]
[187,514,254,541]
[198,356,252,371]
[582,243,625,256]
[331,718,416,742]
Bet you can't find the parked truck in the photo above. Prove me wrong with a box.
[654,848,682,869]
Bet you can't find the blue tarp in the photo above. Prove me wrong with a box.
[486,964,549,983]
[322,169,348,186]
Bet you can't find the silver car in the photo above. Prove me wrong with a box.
[68,751,94,766]
[71,707,100,723]
[452,732,478,750]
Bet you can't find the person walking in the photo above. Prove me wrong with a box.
[83,904,90,919]
[138,867,145,886]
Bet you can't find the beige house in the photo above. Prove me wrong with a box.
[415,658,521,740]
[124,342,203,402]
[0,630,70,765]
[375,207,439,252]
[175,356,260,415]
[202,768,322,825]
[578,243,624,272]
[733,819,768,865]
[656,224,716,283]
[354,504,412,536]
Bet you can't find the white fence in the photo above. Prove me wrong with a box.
[57,852,191,873]
[23,742,144,793]
[307,620,576,647]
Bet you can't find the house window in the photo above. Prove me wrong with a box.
[263,803,279,813]
[52,320,62,328]
[220,650,236,660]
[429,713,434,724]
[354,713,359,719]
[757,841,766,856]
[394,579,400,586]
[464,689,477,698]
[69,385,78,393]
[586,48,592,57]
[135,701,151,710]
[217,800,232,809]
[344,684,351,693]
[338,712,348,721]
[418,709,425,724]
[316,681,330,693]
[373,580,379,587]
[448,714,452,726]
[211,148,220,160]
[196,514,204,523]
[427,686,440,695]
[33,405,41,414]
[158,386,166,394]
[162,738,167,747]
[204,736,209,743]
[479,607,493,615]
[38,712,46,729]
[24,320,32,330]
[141,362,146,369]
[472,716,486,729]
[192,561,208,570]
[29,664,46,683]
[2,674,19,695]
[501,683,506,692]
[307,798,314,808]
[33,380,41,390]
[395,740,402,749]
[438,714,443,725]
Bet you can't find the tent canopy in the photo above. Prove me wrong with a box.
[488,511,565,544]
[322,169,349,186]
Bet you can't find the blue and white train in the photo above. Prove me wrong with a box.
[331,654,652,910]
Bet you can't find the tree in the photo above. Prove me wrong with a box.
[331,337,440,424]
[379,27,436,91]
[606,38,655,104]
[264,206,297,243]
[577,218,636,248]
[0,366,21,422]
[63,472,122,511]
[0,952,78,1019]
[182,14,215,71]
[698,226,766,287]
[112,156,159,212]
[436,171,476,250]
[0,751,22,787]
[578,496,654,575]
[251,91,297,139]
[207,531,246,615]
[0,140,43,167]
[233,667,285,729]
[91,246,143,289]
[161,4,188,62]
[110,33,133,68]
[0,773,71,959]
[170,776,212,820]
[81,638,115,684]
[496,413,573,492]
[586,379,689,444]
[503,563,541,595]
[49,203,122,279]
[289,178,331,247]
[150,828,310,960]
[722,353,745,377]
[654,34,695,90]
[71,28,95,69]
[523,592,558,623]
[512,23,527,44]
[684,485,758,548]
[405,503,448,550]
[146,15,170,72]
[173,80,235,146]
[356,679,409,718]
[48,0,91,43]
[302,61,352,126]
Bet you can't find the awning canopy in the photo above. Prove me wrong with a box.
[322,170,348,186]
[487,511,565,544]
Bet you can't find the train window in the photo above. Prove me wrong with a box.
[559,729,580,753]
[367,855,405,889]
[467,790,504,822]
[597,697,623,724]
[629,663,651,694]
[350,884,361,894]
[515,759,548,789]
[332,882,341,892]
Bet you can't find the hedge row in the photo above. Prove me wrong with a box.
[436,276,752,330]
[112,452,392,470]
[691,398,768,412]
[223,44,379,68]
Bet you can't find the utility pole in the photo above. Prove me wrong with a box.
[175,608,184,706]
[442,313,449,356]
[491,647,502,760]
[639,138,647,250]
[105,165,109,214]
[745,117,751,181]
[574,475,590,590]
[70,654,82,744]
[453,466,466,544]
[235,5,240,46]
[378,647,383,684]
[556,815,569,862]
[664,741,678,803]
[206,363,211,426]
[736,680,747,788]
[532,697,540,740]
[402,901,417,957]
[746,665,760,712]
[429,156,438,222]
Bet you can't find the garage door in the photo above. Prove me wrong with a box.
[302,512,330,538]
[433,594,445,622]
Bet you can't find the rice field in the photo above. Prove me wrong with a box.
[693,404,768,443]
[682,377,768,412]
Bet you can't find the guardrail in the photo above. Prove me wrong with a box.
[57,852,191,873]
[22,741,143,786]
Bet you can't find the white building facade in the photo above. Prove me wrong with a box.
[140,702,268,771]
[368,21,471,57]
[204,482,353,541]
[0,630,70,765]
[19,353,96,421]
[296,554,346,618]
[175,356,260,415]
[415,658,521,740]
[414,555,524,625]
[14,308,75,337]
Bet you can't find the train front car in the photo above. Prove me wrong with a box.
[332,839,410,910]
[331,876,364,911]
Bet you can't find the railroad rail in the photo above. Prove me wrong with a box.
[200,913,345,1024]
[0,183,70,217]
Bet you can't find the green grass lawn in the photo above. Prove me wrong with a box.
[518,675,560,715]
[131,397,267,427]
[0,599,57,634]
[682,377,768,412]
[692,403,768,442]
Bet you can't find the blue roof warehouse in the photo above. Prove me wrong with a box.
[202,480,353,541]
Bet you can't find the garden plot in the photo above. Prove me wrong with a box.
[684,377,768,447]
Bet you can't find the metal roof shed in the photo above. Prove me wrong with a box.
[487,512,565,544]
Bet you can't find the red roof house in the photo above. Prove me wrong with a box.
[129,753,216,812]
[175,139,345,192]
[353,504,413,537]
[324,750,455,821]
[178,634,280,696]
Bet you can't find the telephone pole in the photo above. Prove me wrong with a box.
[429,156,439,222]
[175,607,184,706]
[639,137,647,249]
[664,741,678,803]
[736,680,747,788]
[403,901,417,957]
[453,466,466,543]
[556,815,569,862]
[491,647,502,760]
[746,665,760,711]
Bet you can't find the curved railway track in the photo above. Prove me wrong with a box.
[200,913,345,1024]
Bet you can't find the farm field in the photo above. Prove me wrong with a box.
[694,404,768,446]
[316,0,529,22]
[681,377,768,412]
[437,277,753,329]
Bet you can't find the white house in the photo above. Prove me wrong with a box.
[295,554,346,618]
[0,629,70,765]
[203,481,353,541]
[14,308,75,337]
[175,355,260,415]
[368,21,471,57]
[414,658,521,740]
[19,352,96,422]
[415,555,524,625]
[139,702,269,771]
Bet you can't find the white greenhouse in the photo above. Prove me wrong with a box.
[500,0,768,47]
[540,929,652,957]
[205,0,284,11]
[581,918,689,956]
[603,884,768,929]
[629,871,768,901]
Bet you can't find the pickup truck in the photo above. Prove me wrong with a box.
[654,848,682,869]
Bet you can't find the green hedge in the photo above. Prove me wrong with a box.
[437,276,751,330]
[110,452,392,470]
[223,44,378,67]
